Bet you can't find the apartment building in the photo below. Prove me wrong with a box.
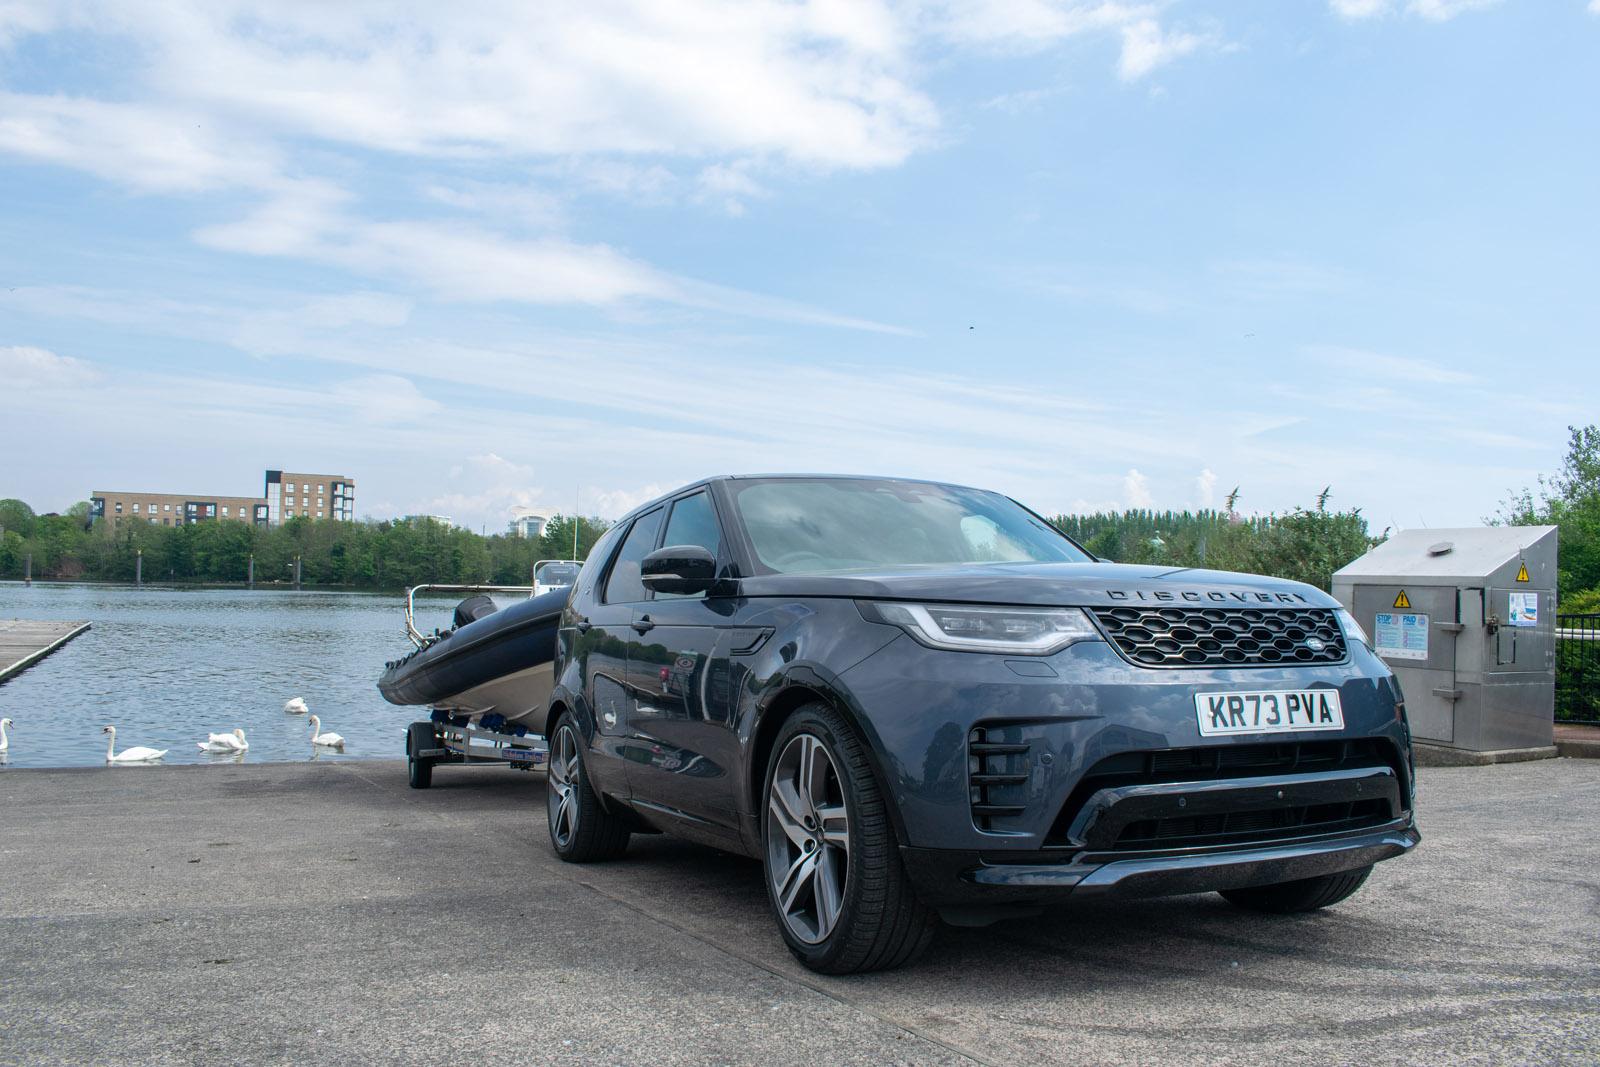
[265,471,356,524]
[89,492,270,527]
[90,468,355,528]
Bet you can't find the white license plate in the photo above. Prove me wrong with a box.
[1194,690,1344,737]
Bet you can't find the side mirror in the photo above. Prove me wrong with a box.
[641,544,717,595]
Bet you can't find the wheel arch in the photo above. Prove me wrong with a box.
[745,670,909,850]
[537,682,583,740]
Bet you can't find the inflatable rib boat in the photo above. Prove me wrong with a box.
[377,588,568,726]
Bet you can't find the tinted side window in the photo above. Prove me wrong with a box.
[574,525,624,599]
[603,508,664,604]
[656,491,723,600]
[663,492,721,555]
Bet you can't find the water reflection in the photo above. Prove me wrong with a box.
[0,582,460,768]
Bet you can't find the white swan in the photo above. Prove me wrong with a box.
[103,725,167,763]
[197,728,248,753]
[284,697,308,715]
[0,717,11,753]
[307,714,345,749]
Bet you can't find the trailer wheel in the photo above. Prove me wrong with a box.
[407,721,436,790]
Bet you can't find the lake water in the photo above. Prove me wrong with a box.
[0,582,501,768]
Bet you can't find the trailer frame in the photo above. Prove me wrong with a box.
[405,709,548,789]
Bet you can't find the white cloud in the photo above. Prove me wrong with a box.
[329,374,439,425]
[1329,0,1502,19]
[919,1,1218,81]
[695,161,767,216]
[1195,468,1217,508]
[0,344,100,388]
[585,484,672,519]
[424,181,565,230]
[1,2,1215,185]
[1209,257,1351,299]
[1309,345,1479,385]
[1117,18,1209,81]
[229,292,410,357]
[0,0,1219,329]
[1329,0,1389,16]
[5,1,937,170]
[417,453,553,527]
[196,206,910,330]
[1122,468,1153,508]
[209,214,675,306]
[1407,0,1500,19]
[0,92,286,194]
[1590,0,1600,14]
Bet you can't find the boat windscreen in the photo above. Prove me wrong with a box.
[535,563,581,586]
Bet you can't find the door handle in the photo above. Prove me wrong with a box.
[575,618,592,634]
[632,616,655,634]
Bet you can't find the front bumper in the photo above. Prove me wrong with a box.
[840,634,1415,853]
[902,821,1420,909]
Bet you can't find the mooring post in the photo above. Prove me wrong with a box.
[135,548,143,586]
[248,553,255,589]
[295,554,302,590]
[23,553,31,586]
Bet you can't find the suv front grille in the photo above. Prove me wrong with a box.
[1114,798,1391,850]
[1090,606,1346,668]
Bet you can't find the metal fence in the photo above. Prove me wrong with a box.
[1556,613,1600,726]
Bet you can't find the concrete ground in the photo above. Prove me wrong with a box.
[2,758,1596,1067]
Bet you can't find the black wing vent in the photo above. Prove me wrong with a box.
[968,726,1031,831]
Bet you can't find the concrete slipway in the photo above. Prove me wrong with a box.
[1,758,1596,1066]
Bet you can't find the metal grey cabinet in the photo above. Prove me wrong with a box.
[1334,526,1557,755]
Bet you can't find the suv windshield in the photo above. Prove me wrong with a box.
[727,478,1092,575]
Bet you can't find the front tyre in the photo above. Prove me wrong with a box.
[761,703,935,974]
[546,716,630,862]
[1220,865,1373,913]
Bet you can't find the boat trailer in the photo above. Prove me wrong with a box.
[405,710,548,790]
[398,579,566,790]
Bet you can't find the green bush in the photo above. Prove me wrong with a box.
[1560,588,1600,615]
[1052,491,1378,592]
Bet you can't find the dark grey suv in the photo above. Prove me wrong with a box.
[539,475,1419,973]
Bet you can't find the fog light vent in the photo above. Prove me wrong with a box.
[969,726,1030,831]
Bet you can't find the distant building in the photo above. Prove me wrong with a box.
[512,511,549,539]
[404,514,455,528]
[90,468,355,529]
[265,470,355,524]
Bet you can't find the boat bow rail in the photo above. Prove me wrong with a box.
[403,584,539,648]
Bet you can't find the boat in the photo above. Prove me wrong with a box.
[377,581,573,727]
[533,559,583,597]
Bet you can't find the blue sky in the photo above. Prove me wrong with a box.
[4,0,1597,533]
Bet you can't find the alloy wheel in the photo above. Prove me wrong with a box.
[548,725,580,847]
[766,733,851,944]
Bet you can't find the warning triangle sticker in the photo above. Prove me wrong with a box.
[1516,563,1530,583]
[1393,590,1411,609]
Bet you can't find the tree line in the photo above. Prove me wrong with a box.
[5,424,1595,601]
[1050,488,1377,593]
[1,490,1375,592]
[1496,424,1600,614]
[0,501,611,589]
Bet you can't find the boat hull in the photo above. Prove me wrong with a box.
[378,589,567,727]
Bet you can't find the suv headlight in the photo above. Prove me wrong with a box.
[860,601,1100,655]
[1336,608,1371,650]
